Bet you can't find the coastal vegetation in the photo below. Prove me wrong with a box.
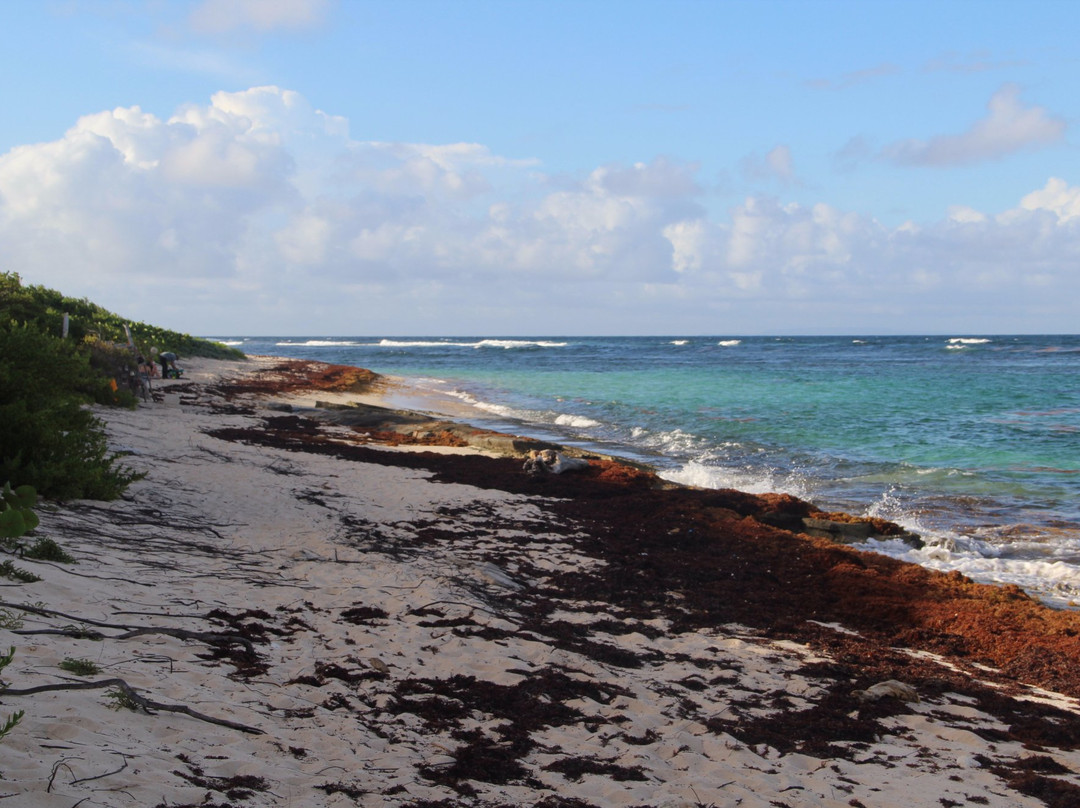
[0,483,36,745]
[0,271,242,500]
[0,274,256,758]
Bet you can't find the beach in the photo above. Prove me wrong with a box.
[3,356,1080,807]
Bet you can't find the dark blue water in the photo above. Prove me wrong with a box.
[211,335,1080,607]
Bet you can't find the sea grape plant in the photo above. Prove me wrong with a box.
[0,482,38,543]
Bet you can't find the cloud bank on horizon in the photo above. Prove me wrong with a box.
[0,0,1077,336]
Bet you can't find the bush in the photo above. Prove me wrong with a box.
[0,271,244,361]
[0,271,242,500]
[59,658,101,676]
[0,482,38,540]
[22,537,75,563]
[0,323,141,500]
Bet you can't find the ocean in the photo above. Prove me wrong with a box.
[210,335,1080,609]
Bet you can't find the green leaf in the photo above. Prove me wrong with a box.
[10,485,36,509]
[20,509,39,532]
[0,510,25,539]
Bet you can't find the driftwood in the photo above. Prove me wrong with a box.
[2,678,263,735]
[0,600,255,651]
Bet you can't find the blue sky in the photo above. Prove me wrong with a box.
[1,0,1077,335]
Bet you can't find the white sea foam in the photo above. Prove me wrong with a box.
[864,536,1080,610]
[373,339,567,349]
[718,339,742,347]
[659,459,811,500]
[863,488,1080,608]
[276,340,360,347]
[637,428,706,456]
[475,339,568,349]
[445,388,482,407]
[470,399,524,419]
[378,339,474,347]
[947,337,991,345]
[671,340,689,346]
[446,385,604,433]
[554,414,602,429]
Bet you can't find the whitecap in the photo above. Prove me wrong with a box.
[864,536,1080,610]
[659,459,810,499]
[554,413,602,429]
[469,398,528,419]
[717,339,742,347]
[947,337,991,344]
[275,339,359,347]
[378,339,475,347]
[475,339,568,349]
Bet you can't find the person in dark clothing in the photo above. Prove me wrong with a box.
[159,351,179,378]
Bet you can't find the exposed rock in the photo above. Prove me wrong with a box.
[801,515,924,548]
[852,679,921,703]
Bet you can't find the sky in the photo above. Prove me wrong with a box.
[0,0,1077,336]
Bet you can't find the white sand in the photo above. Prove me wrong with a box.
[2,357,1079,807]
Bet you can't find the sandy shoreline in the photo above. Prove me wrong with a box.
[3,356,1080,807]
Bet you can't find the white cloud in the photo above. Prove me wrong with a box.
[1020,177,1080,221]
[663,219,706,273]
[881,83,1066,166]
[1,86,1078,334]
[189,0,332,34]
[947,205,988,224]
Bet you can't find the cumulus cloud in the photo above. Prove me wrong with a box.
[1020,177,1080,221]
[189,0,333,34]
[1,86,1078,334]
[881,83,1066,166]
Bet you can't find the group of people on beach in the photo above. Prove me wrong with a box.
[134,348,181,380]
[130,348,181,401]
[132,349,181,395]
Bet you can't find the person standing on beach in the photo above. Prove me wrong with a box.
[159,351,179,378]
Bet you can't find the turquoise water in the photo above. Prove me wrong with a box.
[214,335,1080,607]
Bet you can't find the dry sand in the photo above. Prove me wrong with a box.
[2,356,1080,807]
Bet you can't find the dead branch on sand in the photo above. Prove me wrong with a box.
[3,678,263,735]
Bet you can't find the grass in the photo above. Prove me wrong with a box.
[59,657,101,676]
[0,560,40,583]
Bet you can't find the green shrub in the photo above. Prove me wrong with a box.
[106,686,141,712]
[0,271,244,360]
[0,324,142,500]
[0,272,241,499]
[0,482,38,540]
[59,657,101,676]
[0,560,40,583]
[22,537,75,564]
